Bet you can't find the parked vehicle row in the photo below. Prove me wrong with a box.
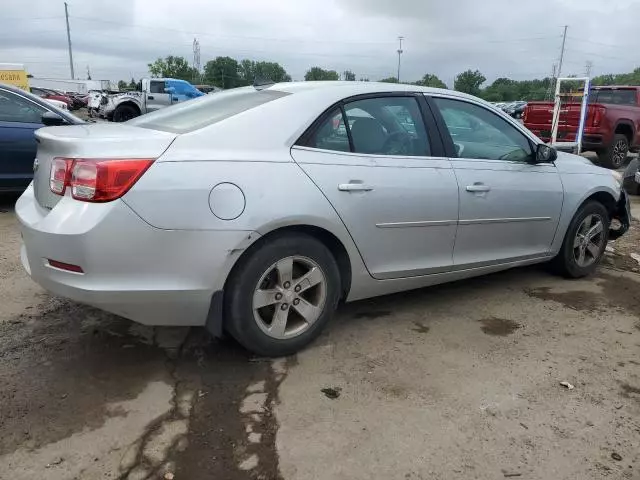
[14,81,630,356]
[29,87,88,111]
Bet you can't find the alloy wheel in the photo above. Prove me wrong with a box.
[573,214,605,267]
[612,139,628,168]
[252,256,327,339]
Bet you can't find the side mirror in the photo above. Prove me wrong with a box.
[41,111,67,127]
[535,144,557,163]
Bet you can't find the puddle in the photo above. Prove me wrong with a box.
[478,317,521,336]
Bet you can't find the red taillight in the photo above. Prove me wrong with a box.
[50,158,154,202]
[592,106,606,127]
[49,158,73,195]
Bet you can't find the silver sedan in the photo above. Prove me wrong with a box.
[16,81,630,356]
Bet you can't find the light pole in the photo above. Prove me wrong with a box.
[396,36,404,83]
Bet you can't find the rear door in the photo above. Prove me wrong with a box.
[0,88,46,190]
[146,80,171,112]
[291,93,459,280]
[429,95,563,268]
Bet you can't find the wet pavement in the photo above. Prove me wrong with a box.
[1,193,639,479]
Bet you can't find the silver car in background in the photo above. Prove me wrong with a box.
[16,82,630,356]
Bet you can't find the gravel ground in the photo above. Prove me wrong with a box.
[1,193,639,480]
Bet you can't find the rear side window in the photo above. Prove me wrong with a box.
[128,88,290,133]
[301,96,431,157]
[589,89,636,106]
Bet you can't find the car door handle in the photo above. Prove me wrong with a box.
[148,95,154,100]
[466,184,491,192]
[338,182,373,192]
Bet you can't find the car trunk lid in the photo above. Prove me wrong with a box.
[33,123,176,210]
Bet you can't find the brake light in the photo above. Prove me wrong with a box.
[592,106,606,127]
[50,157,154,202]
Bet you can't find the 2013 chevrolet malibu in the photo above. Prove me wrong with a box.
[16,82,630,356]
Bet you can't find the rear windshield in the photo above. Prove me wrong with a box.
[589,89,637,106]
[128,87,290,133]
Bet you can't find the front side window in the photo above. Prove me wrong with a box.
[433,97,533,162]
[302,96,430,157]
[149,81,166,94]
[0,90,46,124]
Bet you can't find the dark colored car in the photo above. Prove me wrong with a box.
[0,83,83,192]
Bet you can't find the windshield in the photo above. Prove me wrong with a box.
[128,87,290,133]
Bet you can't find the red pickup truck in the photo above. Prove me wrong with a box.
[523,86,640,169]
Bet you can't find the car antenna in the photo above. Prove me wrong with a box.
[253,76,275,90]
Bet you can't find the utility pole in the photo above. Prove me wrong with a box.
[192,38,201,83]
[557,25,568,79]
[585,60,593,77]
[396,36,404,83]
[64,2,75,79]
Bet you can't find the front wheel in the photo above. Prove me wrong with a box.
[551,201,610,278]
[224,233,341,356]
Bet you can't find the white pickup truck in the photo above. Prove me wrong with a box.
[101,78,204,122]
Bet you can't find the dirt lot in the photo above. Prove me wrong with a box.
[1,194,639,480]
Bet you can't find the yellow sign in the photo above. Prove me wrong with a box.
[0,69,29,90]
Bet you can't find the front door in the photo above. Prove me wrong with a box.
[146,80,172,113]
[429,96,564,268]
[291,94,459,279]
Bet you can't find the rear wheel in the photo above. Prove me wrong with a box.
[598,134,629,169]
[112,104,139,122]
[551,201,610,278]
[224,233,341,356]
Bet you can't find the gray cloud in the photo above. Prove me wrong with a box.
[1,0,638,86]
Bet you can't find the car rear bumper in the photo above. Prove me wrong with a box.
[16,185,256,326]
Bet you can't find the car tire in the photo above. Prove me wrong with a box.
[112,104,139,122]
[224,233,341,357]
[598,134,629,169]
[551,201,610,278]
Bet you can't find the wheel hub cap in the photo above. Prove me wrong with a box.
[573,214,605,268]
[252,255,327,339]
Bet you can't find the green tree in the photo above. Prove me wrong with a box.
[239,60,291,85]
[379,77,398,83]
[203,57,242,89]
[304,67,340,81]
[343,70,356,81]
[414,74,447,89]
[117,80,127,90]
[148,56,197,82]
[129,78,137,90]
[454,69,486,96]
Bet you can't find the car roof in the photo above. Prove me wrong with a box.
[267,81,481,102]
[0,82,81,123]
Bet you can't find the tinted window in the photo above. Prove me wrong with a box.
[0,90,46,123]
[344,97,430,156]
[128,87,290,133]
[589,89,636,106]
[149,81,166,94]
[433,97,533,162]
[307,107,350,152]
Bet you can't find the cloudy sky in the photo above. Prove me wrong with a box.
[2,0,639,86]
